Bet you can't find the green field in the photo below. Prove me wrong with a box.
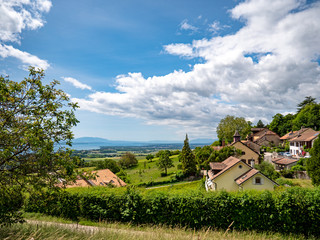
[124,155,180,185]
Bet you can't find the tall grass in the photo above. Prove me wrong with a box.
[1,220,312,240]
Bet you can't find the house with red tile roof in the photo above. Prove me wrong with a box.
[247,128,281,147]
[272,157,298,170]
[281,127,319,156]
[205,156,278,191]
[64,169,126,188]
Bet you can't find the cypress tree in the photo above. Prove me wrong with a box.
[179,134,197,176]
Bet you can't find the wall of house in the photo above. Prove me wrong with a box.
[241,173,276,191]
[214,162,251,191]
[233,141,260,165]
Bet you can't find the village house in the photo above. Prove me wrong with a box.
[272,157,298,170]
[247,128,281,147]
[205,156,278,191]
[281,127,319,156]
[63,169,126,188]
[231,130,261,165]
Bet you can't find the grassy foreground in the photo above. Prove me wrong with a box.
[1,214,311,240]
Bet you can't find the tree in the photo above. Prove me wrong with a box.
[256,120,265,128]
[156,150,174,176]
[146,154,154,162]
[306,137,320,186]
[0,67,79,225]
[179,134,196,175]
[194,146,213,169]
[297,96,316,112]
[254,161,280,180]
[216,115,251,143]
[292,103,320,131]
[269,113,295,136]
[119,152,138,168]
[95,159,121,173]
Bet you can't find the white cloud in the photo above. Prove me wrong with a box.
[209,21,221,33]
[73,0,320,138]
[179,19,198,32]
[163,43,195,58]
[0,43,49,69]
[62,77,92,90]
[0,0,51,69]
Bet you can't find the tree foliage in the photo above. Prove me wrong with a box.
[156,150,174,175]
[94,159,121,173]
[269,113,295,136]
[208,146,241,163]
[256,119,265,128]
[292,103,320,131]
[254,161,280,180]
[269,96,320,136]
[179,134,196,175]
[306,137,320,186]
[217,115,251,142]
[0,67,79,225]
[119,152,138,168]
[297,96,316,112]
[146,154,154,162]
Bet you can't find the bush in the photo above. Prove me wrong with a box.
[275,178,296,186]
[280,169,294,178]
[25,187,320,237]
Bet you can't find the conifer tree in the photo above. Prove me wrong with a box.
[179,134,196,176]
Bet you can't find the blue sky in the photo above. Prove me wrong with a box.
[1,0,320,141]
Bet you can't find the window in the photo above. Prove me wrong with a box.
[239,165,243,169]
[255,177,261,185]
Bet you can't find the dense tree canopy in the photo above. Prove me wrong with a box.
[269,113,295,136]
[292,103,320,131]
[119,152,138,168]
[269,96,320,136]
[297,96,316,112]
[306,137,320,186]
[0,67,79,225]
[179,134,196,175]
[216,115,251,143]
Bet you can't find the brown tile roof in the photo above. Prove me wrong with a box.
[209,162,226,170]
[231,140,260,156]
[235,169,259,185]
[289,128,319,142]
[272,157,298,165]
[209,156,242,180]
[280,128,309,140]
[65,169,126,188]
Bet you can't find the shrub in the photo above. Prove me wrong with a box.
[24,187,320,237]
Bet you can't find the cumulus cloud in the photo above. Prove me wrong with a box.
[0,43,49,69]
[0,0,51,69]
[73,0,320,138]
[62,77,92,90]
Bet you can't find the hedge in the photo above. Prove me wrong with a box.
[25,187,320,236]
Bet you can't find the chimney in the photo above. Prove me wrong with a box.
[233,130,241,143]
[222,139,225,147]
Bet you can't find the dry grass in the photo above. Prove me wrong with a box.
[289,178,313,188]
[1,217,312,240]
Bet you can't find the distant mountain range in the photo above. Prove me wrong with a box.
[69,137,215,149]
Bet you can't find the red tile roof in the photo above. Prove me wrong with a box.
[235,169,259,185]
[65,169,126,188]
[209,156,242,180]
[272,157,298,165]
